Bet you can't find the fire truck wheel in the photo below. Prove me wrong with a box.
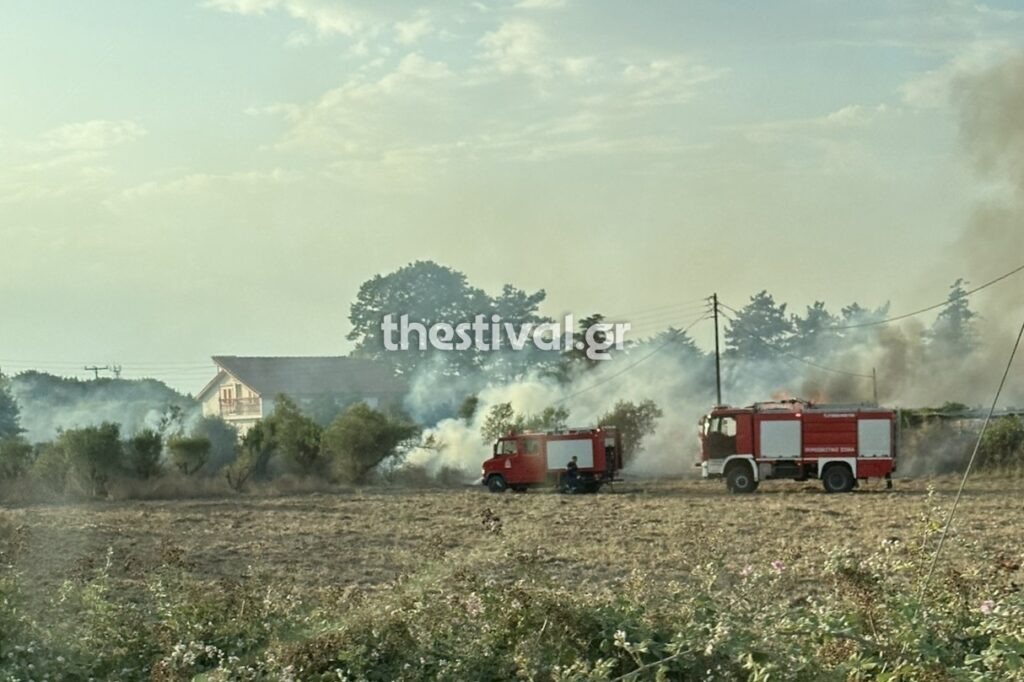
[486,475,508,493]
[725,464,758,494]
[821,464,855,493]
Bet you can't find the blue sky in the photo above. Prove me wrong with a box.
[1,1,1022,390]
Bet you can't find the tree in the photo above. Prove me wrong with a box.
[457,396,480,424]
[598,399,663,466]
[158,404,186,439]
[267,394,325,475]
[724,291,792,361]
[558,313,608,374]
[125,429,163,479]
[0,370,23,440]
[0,437,33,481]
[321,403,420,484]
[480,402,524,443]
[348,261,492,375]
[928,278,979,355]
[789,302,840,358]
[646,327,705,364]
[347,261,549,377]
[167,436,211,475]
[58,423,123,497]
[522,406,570,432]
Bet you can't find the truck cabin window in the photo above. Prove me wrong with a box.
[706,416,737,458]
[496,439,518,456]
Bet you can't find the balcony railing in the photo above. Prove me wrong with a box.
[220,397,261,417]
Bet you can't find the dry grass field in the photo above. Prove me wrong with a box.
[3,476,1021,596]
[2,475,1023,679]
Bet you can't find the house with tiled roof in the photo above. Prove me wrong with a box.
[196,356,406,435]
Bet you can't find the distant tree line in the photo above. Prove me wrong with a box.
[0,368,422,500]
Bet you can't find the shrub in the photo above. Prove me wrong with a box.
[268,395,324,475]
[0,437,33,481]
[58,423,123,497]
[978,416,1024,469]
[321,403,419,484]
[125,429,163,479]
[599,399,663,465]
[190,416,238,474]
[30,441,70,494]
[166,436,211,476]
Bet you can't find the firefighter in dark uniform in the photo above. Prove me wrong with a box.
[563,455,580,493]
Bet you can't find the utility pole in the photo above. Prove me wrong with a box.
[713,293,722,406]
[111,364,122,379]
[84,365,108,380]
[872,367,878,405]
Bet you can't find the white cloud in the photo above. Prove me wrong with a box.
[823,104,890,127]
[203,0,361,36]
[394,13,432,45]
[40,120,146,152]
[900,40,1017,109]
[515,0,567,8]
[478,20,551,78]
[117,168,302,202]
[619,58,725,107]
[728,103,892,139]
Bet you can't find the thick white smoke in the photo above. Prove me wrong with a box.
[403,53,1024,481]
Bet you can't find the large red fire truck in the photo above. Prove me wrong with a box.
[481,427,622,493]
[699,400,898,493]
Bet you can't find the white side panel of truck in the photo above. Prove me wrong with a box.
[857,419,891,457]
[546,439,594,470]
[759,420,801,459]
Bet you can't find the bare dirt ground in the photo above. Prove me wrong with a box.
[1,476,1022,599]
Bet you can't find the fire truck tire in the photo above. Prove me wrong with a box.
[725,463,758,494]
[486,475,508,493]
[821,464,855,493]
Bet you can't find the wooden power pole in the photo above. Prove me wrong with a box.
[713,293,722,406]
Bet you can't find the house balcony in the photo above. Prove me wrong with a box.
[220,397,261,417]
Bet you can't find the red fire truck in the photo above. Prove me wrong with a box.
[699,400,898,493]
[481,427,622,493]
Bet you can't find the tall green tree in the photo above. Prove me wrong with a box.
[347,260,549,377]
[790,301,840,358]
[928,278,979,355]
[348,261,491,375]
[0,370,23,440]
[724,291,792,361]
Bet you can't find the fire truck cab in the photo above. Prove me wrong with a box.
[481,427,622,493]
[699,400,897,493]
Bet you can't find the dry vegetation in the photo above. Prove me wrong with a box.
[2,476,1024,679]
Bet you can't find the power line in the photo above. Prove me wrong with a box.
[917,314,1024,613]
[552,313,712,403]
[624,309,713,338]
[828,262,1024,330]
[717,304,873,379]
[604,295,711,320]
